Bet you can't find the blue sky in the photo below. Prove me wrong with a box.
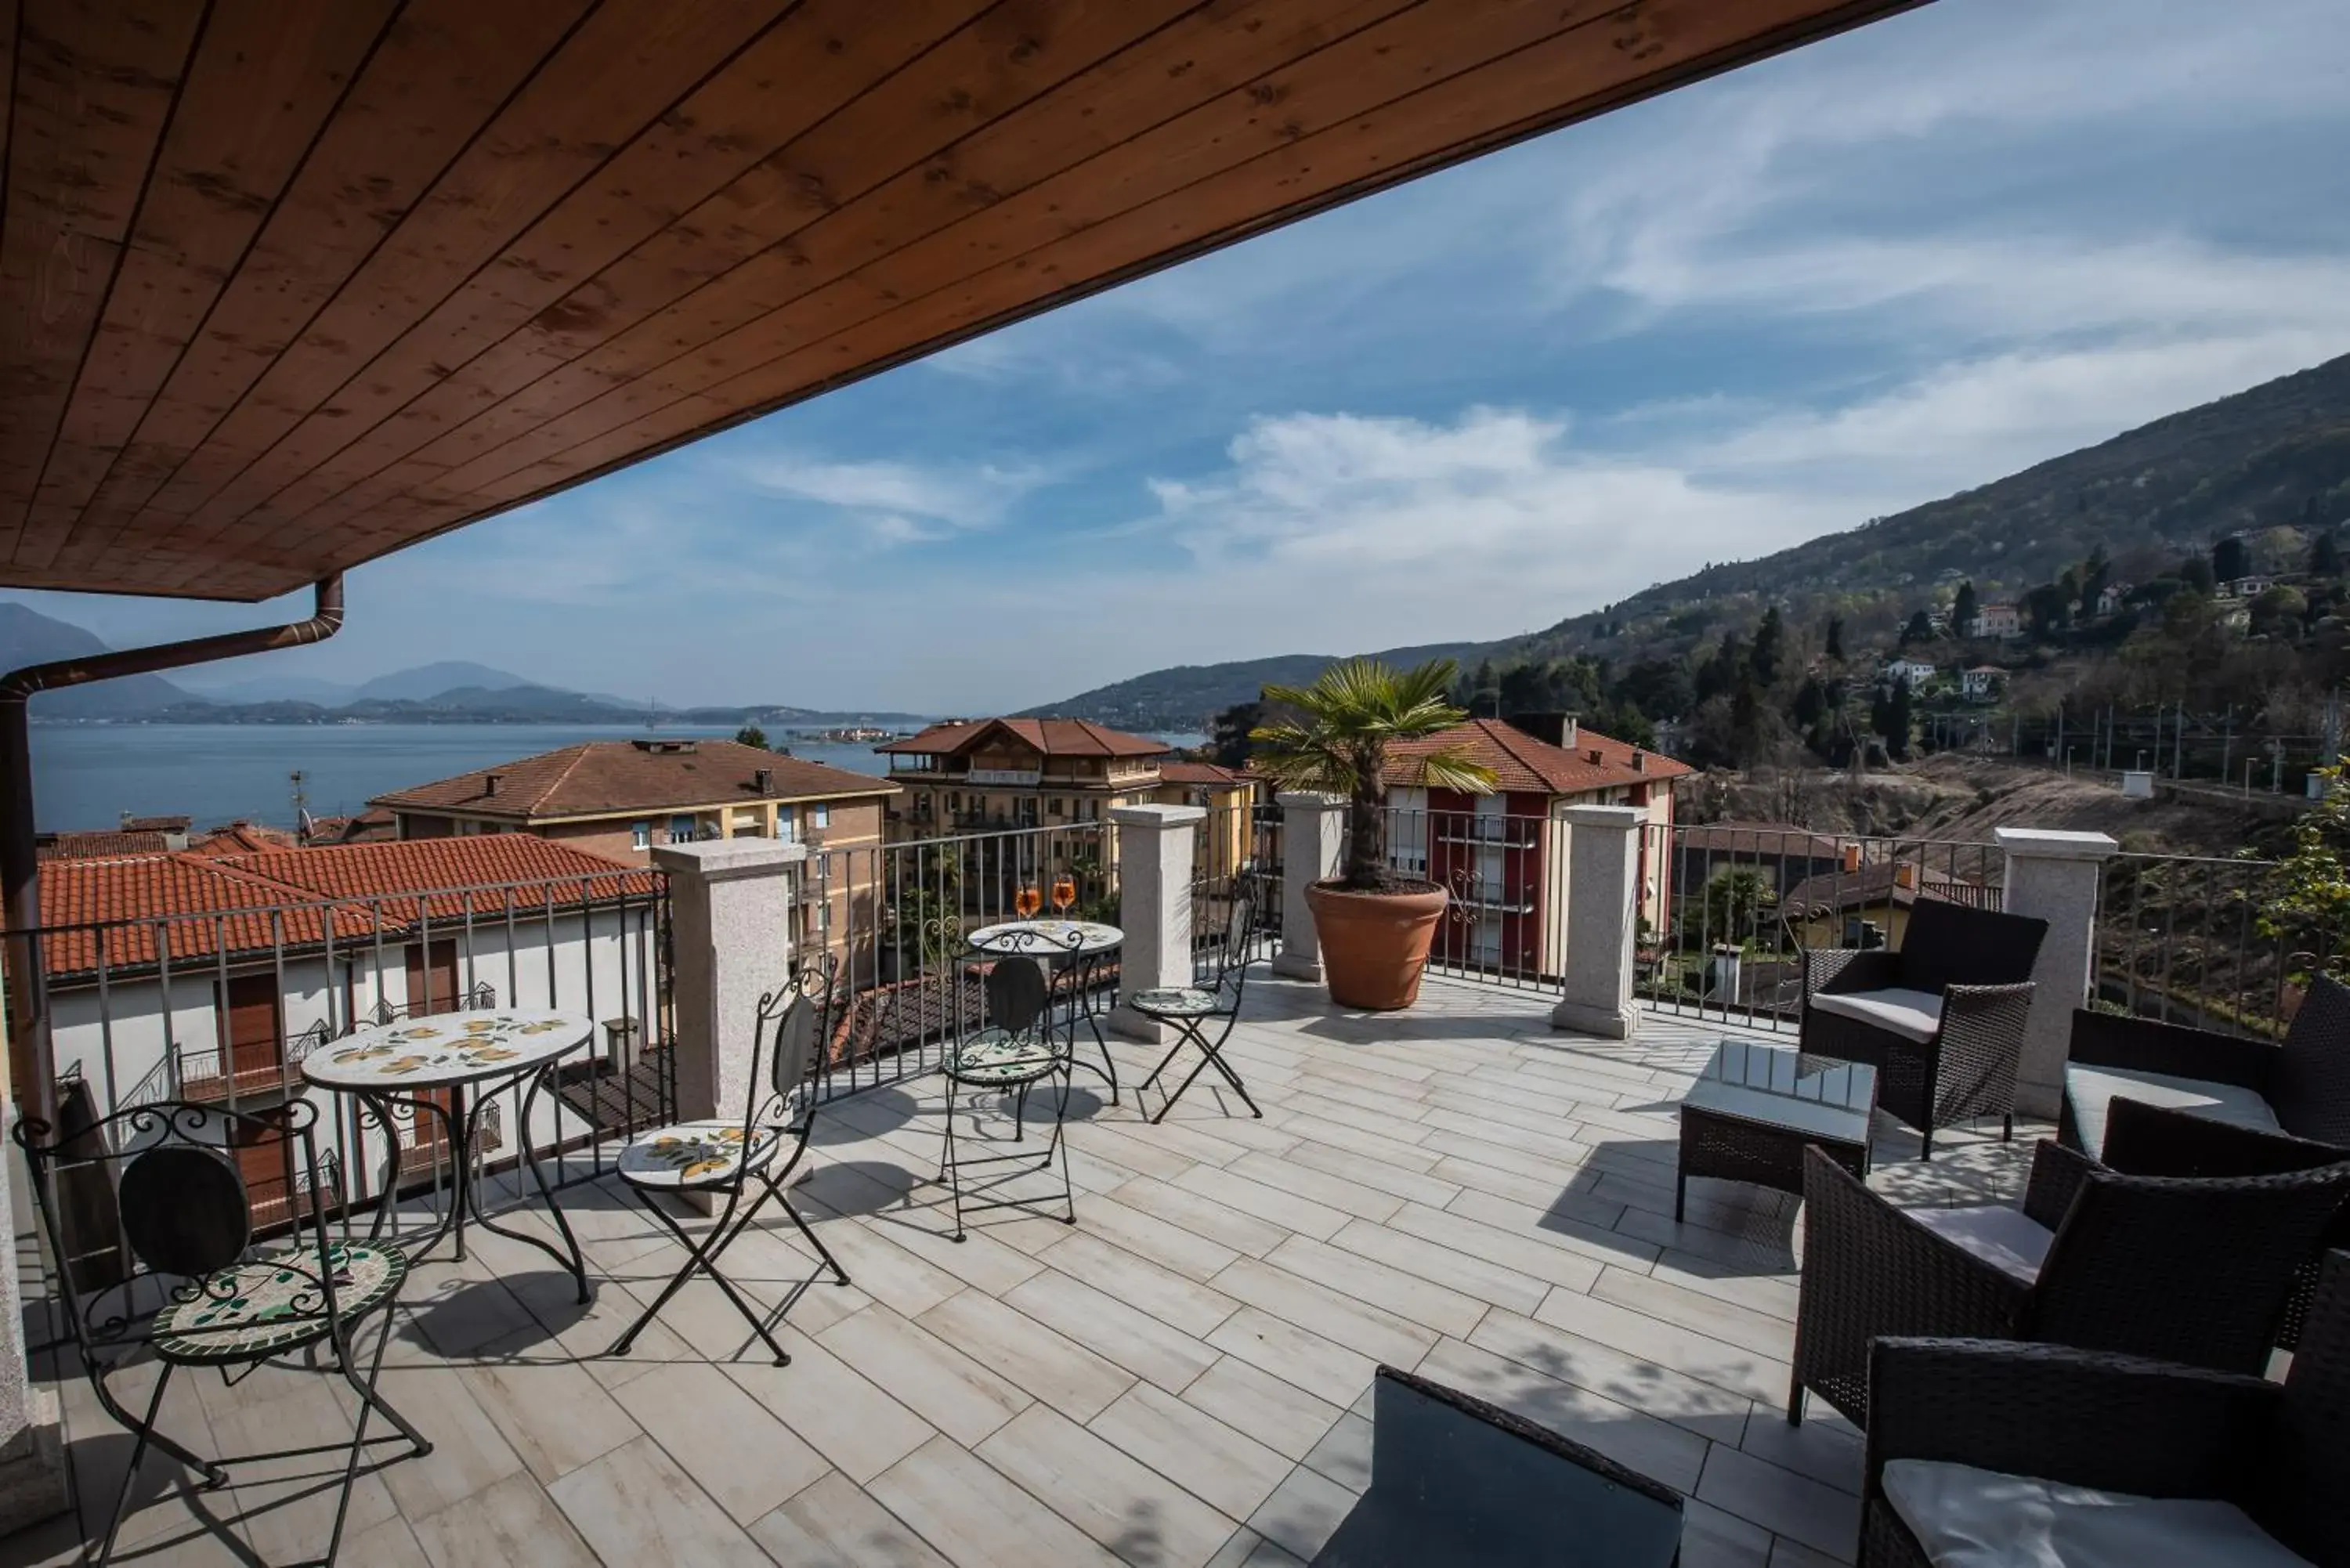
[13,0,2350,713]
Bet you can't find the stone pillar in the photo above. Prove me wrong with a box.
[653,839,804,1129]
[1551,804,1647,1040]
[0,1106,65,1534]
[1997,827,2120,1119]
[1109,804,1204,1042]
[1273,793,1345,982]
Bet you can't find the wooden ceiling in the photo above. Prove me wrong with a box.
[0,0,1921,601]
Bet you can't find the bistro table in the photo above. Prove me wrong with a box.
[967,919,1124,1105]
[302,1007,594,1302]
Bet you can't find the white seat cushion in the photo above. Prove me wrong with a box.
[1907,1204,2055,1286]
[2063,1064,2283,1159]
[1882,1458,2314,1567]
[1812,986,1944,1044]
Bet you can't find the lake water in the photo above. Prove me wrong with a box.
[28,724,1209,833]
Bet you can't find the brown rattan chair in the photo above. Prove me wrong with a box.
[1789,1140,2350,1429]
[1856,1250,2350,1568]
[1799,898,2048,1159]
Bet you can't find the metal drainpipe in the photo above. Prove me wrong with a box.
[1,575,345,1129]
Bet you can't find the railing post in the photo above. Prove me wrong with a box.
[1996,827,2120,1118]
[1272,793,1344,982]
[653,840,802,1151]
[1551,804,1647,1040]
[1109,804,1204,1042]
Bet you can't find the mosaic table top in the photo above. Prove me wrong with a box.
[301,1009,592,1089]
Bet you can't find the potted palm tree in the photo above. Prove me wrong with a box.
[1251,658,1496,1010]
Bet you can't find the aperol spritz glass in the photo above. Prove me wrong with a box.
[1015,883,1043,919]
[1050,874,1077,915]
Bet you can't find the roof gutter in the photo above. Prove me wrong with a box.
[2,575,345,1129]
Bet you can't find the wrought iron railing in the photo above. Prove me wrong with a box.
[2095,851,2301,1039]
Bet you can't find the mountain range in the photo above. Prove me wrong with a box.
[1026,349,2350,728]
[0,605,927,727]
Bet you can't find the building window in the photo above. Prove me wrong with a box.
[813,802,830,829]
[669,814,696,843]
[1049,797,1065,818]
[776,805,795,842]
[631,821,650,851]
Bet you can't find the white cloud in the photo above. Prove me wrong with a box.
[723,451,1049,546]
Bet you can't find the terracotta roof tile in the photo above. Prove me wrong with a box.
[1158,761,1252,786]
[186,822,300,856]
[1678,822,1847,859]
[370,739,895,819]
[877,718,1169,759]
[36,831,170,862]
[1383,719,1693,797]
[1783,861,1998,916]
[29,836,657,981]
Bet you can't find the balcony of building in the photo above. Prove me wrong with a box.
[13,804,2312,1566]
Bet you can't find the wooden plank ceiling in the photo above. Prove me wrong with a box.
[0,0,1921,601]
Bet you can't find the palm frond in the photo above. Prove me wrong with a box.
[1401,742,1499,795]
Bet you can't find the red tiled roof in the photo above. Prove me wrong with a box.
[1384,720,1693,797]
[1159,761,1252,787]
[186,822,299,856]
[876,718,1169,759]
[1678,822,1846,859]
[28,836,658,981]
[36,831,170,862]
[371,739,894,819]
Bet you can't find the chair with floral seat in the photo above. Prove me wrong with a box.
[16,1096,430,1566]
[938,949,1076,1241]
[607,959,850,1365]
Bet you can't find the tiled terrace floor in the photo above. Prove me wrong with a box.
[11,974,2039,1568]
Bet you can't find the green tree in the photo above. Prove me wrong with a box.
[1750,607,1785,685]
[1899,610,1934,646]
[1466,658,1502,717]
[2312,531,2342,577]
[1209,699,1265,768]
[2180,554,2217,594]
[1251,659,1497,891]
[1676,866,1777,952]
[1824,616,1846,661]
[1953,580,1979,632]
[1872,676,1914,760]
[2212,535,2253,583]
[2258,759,2350,981]
[735,723,770,750]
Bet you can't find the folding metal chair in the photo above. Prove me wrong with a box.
[937,952,1077,1241]
[608,963,850,1365]
[16,1095,429,1566]
[1132,885,1263,1123]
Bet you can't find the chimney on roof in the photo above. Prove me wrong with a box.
[1631,750,1645,772]
[1503,711,1577,749]
[1894,862,1918,891]
[483,772,502,797]
[1841,843,1862,873]
[1587,748,1602,765]
[754,767,774,793]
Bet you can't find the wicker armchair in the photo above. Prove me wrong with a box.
[1857,1251,2350,1568]
[2061,974,2350,1160]
[1800,898,2048,1158]
[1789,1140,2350,1429]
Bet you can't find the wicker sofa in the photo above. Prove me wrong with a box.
[1789,1137,2350,1429]
[1799,898,2049,1159]
[1856,1250,2350,1567]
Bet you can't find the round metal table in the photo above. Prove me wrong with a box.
[967,919,1124,1104]
[302,1007,593,1302]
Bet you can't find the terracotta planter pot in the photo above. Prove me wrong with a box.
[1304,880,1449,1011]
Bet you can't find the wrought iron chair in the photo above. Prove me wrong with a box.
[16,1097,429,1566]
[607,960,850,1365]
[1131,883,1262,1124]
[937,950,1077,1241]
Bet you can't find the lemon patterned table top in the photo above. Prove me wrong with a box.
[301,1009,593,1089]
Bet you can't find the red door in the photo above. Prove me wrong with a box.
[403,940,461,1017]
[218,973,282,1081]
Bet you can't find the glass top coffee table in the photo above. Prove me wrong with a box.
[1676,1041,1876,1222]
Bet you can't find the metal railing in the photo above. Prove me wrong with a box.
[1637,822,2005,1031]
[2095,851,2301,1039]
[3,869,677,1220]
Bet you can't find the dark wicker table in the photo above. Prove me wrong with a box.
[1677,1040,1876,1220]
